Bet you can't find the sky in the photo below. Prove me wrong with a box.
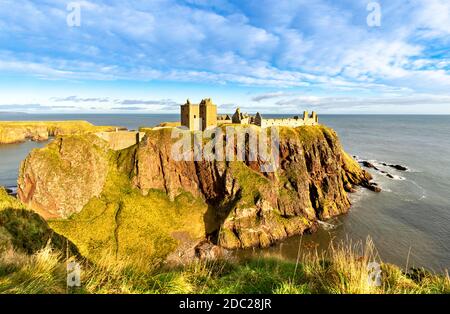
[0,0,449,114]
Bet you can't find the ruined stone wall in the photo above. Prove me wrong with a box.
[256,111,319,128]
[259,118,305,128]
[95,131,145,150]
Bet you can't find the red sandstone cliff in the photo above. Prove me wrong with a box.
[18,125,374,250]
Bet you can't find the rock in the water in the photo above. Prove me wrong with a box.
[390,164,408,171]
[381,162,408,171]
[367,183,382,193]
[362,161,375,168]
[361,161,379,171]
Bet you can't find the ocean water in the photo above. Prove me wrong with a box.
[0,114,449,271]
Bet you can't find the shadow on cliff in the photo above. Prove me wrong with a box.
[203,190,242,245]
[0,207,80,257]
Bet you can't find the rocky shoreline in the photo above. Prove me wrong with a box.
[354,155,408,181]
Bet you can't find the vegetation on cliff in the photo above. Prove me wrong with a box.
[39,141,208,264]
[0,188,76,256]
[1,124,449,294]
[0,121,120,144]
[17,125,376,266]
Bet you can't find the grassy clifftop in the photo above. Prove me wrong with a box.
[0,121,121,144]
[1,235,448,294]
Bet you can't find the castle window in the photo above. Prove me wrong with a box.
[194,115,196,118]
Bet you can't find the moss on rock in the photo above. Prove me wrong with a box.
[18,124,372,263]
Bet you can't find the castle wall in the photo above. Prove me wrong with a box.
[239,118,250,125]
[255,111,319,128]
[95,131,145,150]
[258,117,318,128]
[181,101,318,130]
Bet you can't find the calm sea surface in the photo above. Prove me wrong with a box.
[1,113,449,271]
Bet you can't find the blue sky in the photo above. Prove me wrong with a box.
[0,0,449,114]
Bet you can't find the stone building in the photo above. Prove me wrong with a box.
[254,111,318,128]
[231,108,251,124]
[180,98,217,131]
[181,100,318,130]
[217,114,232,124]
[95,130,145,150]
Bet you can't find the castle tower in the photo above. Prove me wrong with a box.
[303,111,309,121]
[199,98,217,130]
[180,99,200,131]
[255,112,263,126]
[232,108,241,123]
[311,111,318,124]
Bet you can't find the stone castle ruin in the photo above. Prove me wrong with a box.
[254,110,318,128]
[181,98,319,130]
[180,98,217,131]
[94,97,318,150]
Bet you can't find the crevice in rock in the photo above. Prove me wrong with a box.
[113,202,123,258]
[309,182,320,217]
[158,153,169,195]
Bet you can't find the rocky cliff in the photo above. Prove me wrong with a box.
[132,126,373,249]
[18,134,111,219]
[0,121,120,144]
[17,125,375,262]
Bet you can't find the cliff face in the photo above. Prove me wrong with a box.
[18,134,111,219]
[18,125,373,260]
[133,126,372,249]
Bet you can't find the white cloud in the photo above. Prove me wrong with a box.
[0,0,449,113]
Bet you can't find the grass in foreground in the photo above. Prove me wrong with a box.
[0,238,448,294]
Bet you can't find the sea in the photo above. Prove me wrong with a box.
[1,113,449,272]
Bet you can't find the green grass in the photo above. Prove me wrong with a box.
[1,188,448,294]
[228,161,272,207]
[1,237,448,294]
[0,188,72,255]
[0,246,66,294]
